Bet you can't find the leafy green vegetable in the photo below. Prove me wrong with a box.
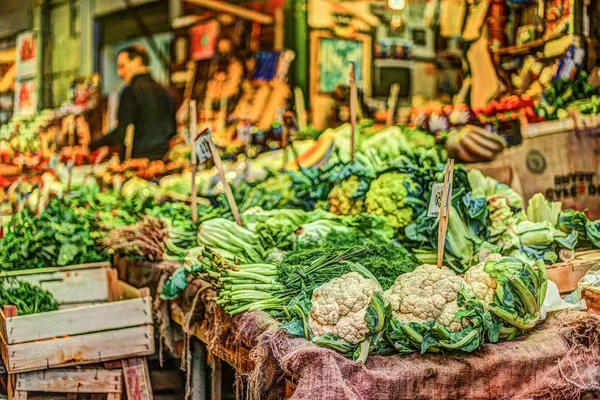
[288,230,416,289]
[527,193,562,226]
[161,265,202,300]
[0,198,107,271]
[405,168,491,273]
[0,279,58,315]
[197,218,265,263]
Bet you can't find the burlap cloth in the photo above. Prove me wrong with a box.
[158,279,599,400]
[121,259,600,400]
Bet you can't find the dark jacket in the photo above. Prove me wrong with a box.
[90,73,176,160]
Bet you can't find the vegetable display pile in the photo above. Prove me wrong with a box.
[537,71,600,120]
[278,253,546,362]
[0,198,107,271]
[6,119,600,366]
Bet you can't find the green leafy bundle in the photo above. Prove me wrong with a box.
[0,279,59,315]
[405,167,491,273]
[285,229,416,290]
[0,198,107,271]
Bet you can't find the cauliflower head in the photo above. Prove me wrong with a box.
[385,264,465,331]
[328,176,365,216]
[462,254,547,332]
[309,272,381,344]
[365,172,419,231]
[463,254,501,304]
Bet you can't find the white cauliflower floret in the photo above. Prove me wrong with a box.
[437,300,462,332]
[309,272,380,344]
[385,264,466,331]
[463,254,501,305]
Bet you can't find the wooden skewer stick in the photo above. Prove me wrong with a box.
[282,111,298,169]
[67,117,76,194]
[124,124,135,161]
[65,160,74,194]
[386,83,400,127]
[68,117,76,147]
[282,121,289,169]
[294,87,307,131]
[437,158,455,269]
[35,182,42,215]
[190,100,198,224]
[348,62,357,164]
[208,138,242,226]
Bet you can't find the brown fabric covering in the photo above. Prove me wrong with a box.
[177,283,600,399]
[120,260,600,400]
[268,311,600,400]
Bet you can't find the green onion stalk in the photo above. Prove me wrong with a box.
[197,250,291,316]
[213,263,292,315]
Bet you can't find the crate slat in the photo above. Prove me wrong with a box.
[0,262,110,278]
[4,325,154,373]
[546,251,600,293]
[15,369,123,393]
[583,286,600,314]
[118,281,143,301]
[2,297,152,344]
[10,268,110,305]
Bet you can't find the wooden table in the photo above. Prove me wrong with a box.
[170,305,296,400]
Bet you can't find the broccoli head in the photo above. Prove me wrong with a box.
[328,176,366,216]
[365,172,421,232]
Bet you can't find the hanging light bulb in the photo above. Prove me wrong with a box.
[388,0,406,10]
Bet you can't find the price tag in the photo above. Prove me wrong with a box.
[194,128,213,164]
[428,183,451,217]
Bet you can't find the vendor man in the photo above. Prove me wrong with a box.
[90,44,176,160]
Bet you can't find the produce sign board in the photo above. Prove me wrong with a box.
[427,183,451,217]
[0,271,154,373]
[193,128,212,164]
[193,128,242,225]
[507,129,600,219]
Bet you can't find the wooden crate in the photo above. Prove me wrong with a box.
[0,271,154,374]
[546,250,600,293]
[9,367,123,399]
[582,286,600,314]
[0,262,112,307]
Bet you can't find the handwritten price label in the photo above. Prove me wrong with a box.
[194,128,213,164]
[427,183,451,217]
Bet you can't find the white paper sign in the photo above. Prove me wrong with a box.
[427,183,451,217]
[194,128,213,164]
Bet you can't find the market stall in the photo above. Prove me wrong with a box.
[112,258,600,399]
[1,0,600,398]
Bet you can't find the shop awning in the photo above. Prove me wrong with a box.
[0,48,16,64]
[0,63,16,93]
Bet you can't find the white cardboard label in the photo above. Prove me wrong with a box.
[194,128,213,164]
[427,183,451,217]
